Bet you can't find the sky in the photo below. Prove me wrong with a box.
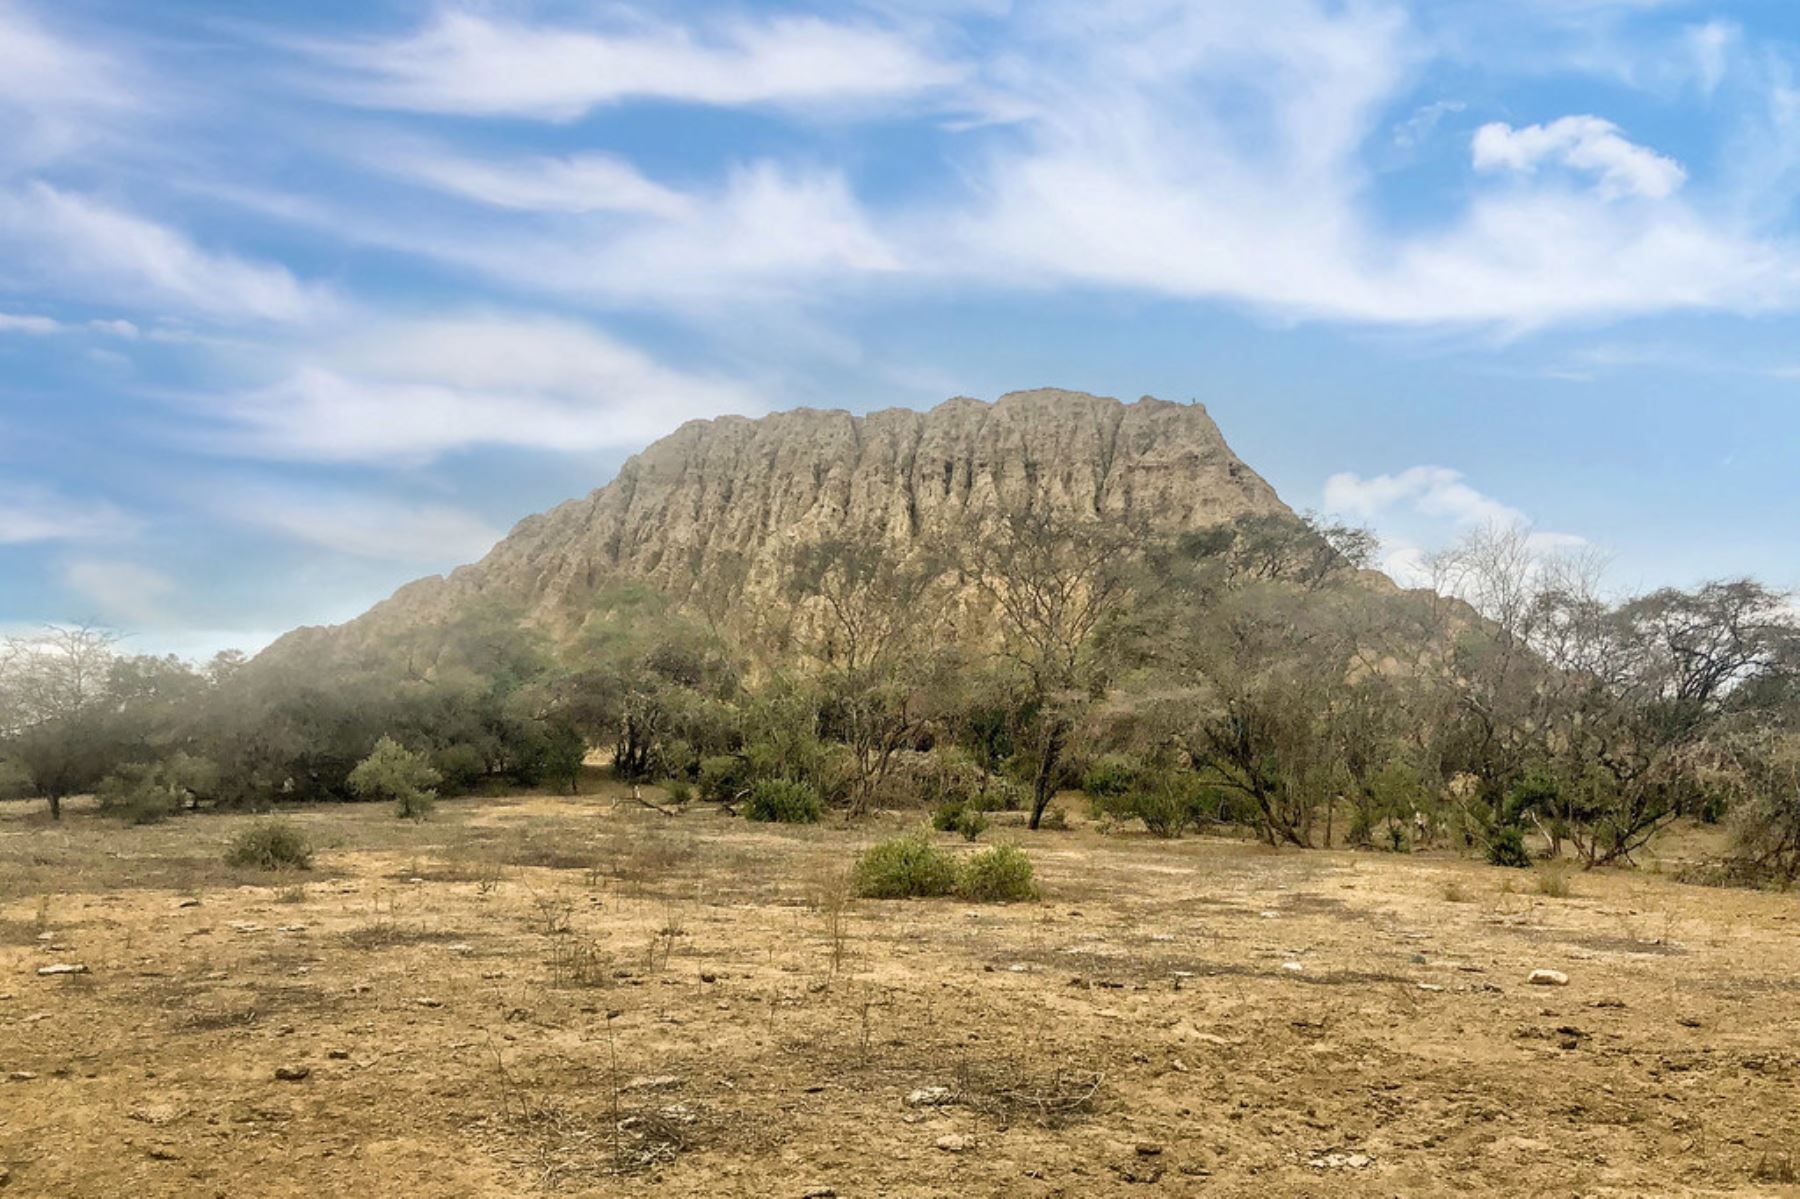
[1,0,1797,659]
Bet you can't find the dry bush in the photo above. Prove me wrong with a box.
[1536,860,1575,898]
[225,820,313,871]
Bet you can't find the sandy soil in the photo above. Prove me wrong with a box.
[2,785,1798,1198]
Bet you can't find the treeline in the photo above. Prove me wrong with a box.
[2,511,1796,880]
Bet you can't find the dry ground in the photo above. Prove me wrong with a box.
[2,783,1798,1197]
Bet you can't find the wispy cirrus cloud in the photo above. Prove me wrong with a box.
[222,485,504,564]
[304,10,967,120]
[190,314,763,463]
[0,183,335,323]
[0,487,135,544]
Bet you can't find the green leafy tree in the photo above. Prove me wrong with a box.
[348,736,441,820]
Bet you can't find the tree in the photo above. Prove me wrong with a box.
[955,509,1142,829]
[786,538,950,813]
[0,626,124,819]
[348,736,441,820]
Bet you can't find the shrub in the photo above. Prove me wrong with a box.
[958,844,1037,902]
[1081,754,1142,799]
[663,777,693,804]
[970,776,1028,812]
[1487,823,1532,869]
[698,754,748,802]
[932,801,988,840]
[349,736,441,821]
[1535,860,1575,898]
[226,819,314,871]
[432,743,490,795]
[0,757,32,801]
[1092,774,1216,838]
[97,753,221,824]
[852,833,958,899]
[745,778,823,824]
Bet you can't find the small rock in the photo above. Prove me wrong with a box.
[803,1189,837,1198]
[6,1071,37,1082]
[413,997,443,1008]
[1417,983,1445,993]
[623,1074,683,1092]
[1136,1143,1163,1156]
[905,1086,956,1108]
[177,898,201,909]
[273,1065,311,1082]
[147,1147,179,1162]
[0,1163,10,1186]
[1280,961,1305,974]
[35,964,87,977]
[935,1133,972,1153]
[326,1049,350,1061]
[1527,969,1570,987]
[700,971,717,983]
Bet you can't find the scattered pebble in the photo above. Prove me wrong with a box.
[1528,969,1570,987]
[413,997,443,1008]
[905,1086,956,1108]
[1310,1151,1373,1170]
[176,899,201,909]
[1280,961,1305,974]
[327,1049,350,1061]
[935,1133,972,1153]
[1136,1143,1163,1156]
[6,1072,37,1082]
[623,1074,683,1092]
[802,1188,837,1198]
[273,1065,311,1082]
[35,964,87,977]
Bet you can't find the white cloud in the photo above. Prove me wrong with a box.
[0,312,59,335]
[311,10,965,120]
[193,314,763,463]
[388,147,694,218]
[227,487,504,564]
[1472,115,1687,199]
[0,1,140,173]
[0,488,133,544]
[351,159,902,308]
[60,558,177,626]
[1392,99,1466,151]
[0,311,140,337]
[1324,465,1586,585]
[0,184,334,323]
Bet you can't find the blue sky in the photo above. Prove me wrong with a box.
[1,0,1797,658]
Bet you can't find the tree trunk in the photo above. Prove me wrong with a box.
[47,792,61,821]
[1027,720,1067,831]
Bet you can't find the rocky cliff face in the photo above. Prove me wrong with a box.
[269,389,1292,658]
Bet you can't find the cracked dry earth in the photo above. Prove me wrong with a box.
[2,788,1798,1197]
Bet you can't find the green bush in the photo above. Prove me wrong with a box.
[931,800,988,840]
[97,753,221,825]
[349,736,441,821]
[663,777,693,804]
[1092,774,1216,838]
[958,844,1037,902]
[1487,823,1532,868]
[745,778,823,824]
[852,833,958,898]
[432,743,490,795]
[1081,753,1142,798]
[226,819,314,871]
[970,776,1028,812]
[698,754,748,802]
